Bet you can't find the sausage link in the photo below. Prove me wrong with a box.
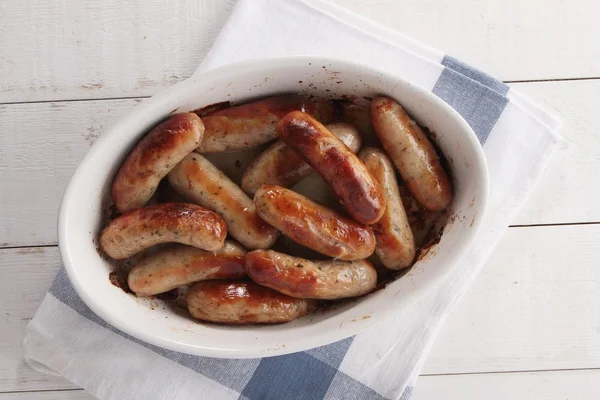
[277,111,385,225]
[359,147,416,269]
[197,95,330,153]
[112,113,204,213]
[245,250,377,300]
[370,97,452,211]
[254,185,375,260]
[187,280,311,324]
[168,153,279,249]
[128,241,246,296]
[241,123,362,196]
[99,203,226,260]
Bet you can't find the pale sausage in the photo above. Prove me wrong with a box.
[370,97,452,211]
[168,153,279,249]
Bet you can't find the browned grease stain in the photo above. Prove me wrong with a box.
[15,247,45,255]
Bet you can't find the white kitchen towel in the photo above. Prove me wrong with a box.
[22,0,562,399]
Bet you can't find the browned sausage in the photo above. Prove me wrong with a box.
[112,113,204,213]
[187,280,311,324]
[370,97,452,211]
[277,111,385,225]
[168,153,279,249]
[245,250,377,300]
[196,95,330,153]
[99,203,226,260]
[241,123,362,196]
[359,147,416,269]
[254,185,375,260]
[127,241,246,296]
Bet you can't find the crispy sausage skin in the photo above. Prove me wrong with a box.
[241,123,362,196]
[112,113,204,213]
[254,185,375,260]
[245,250,377,300]
[277,111,385,225]
[370,97,452,211]
[196,95,330,153]
[127,241,246,297]
[99,203,226,260]
[168,153,279,249]
[359,147,416,269]
[187,280,311,324]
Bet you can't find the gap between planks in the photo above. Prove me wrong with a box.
[3,221,600,251]
[0,77,598,107]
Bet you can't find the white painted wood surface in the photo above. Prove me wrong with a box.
[1,0,598,103]
[2,225,599,392]
[1,0,599,399]
[3,368,600,400]
[2,79,599,247]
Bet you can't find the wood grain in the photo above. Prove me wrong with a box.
[0,79,596,247]
[3,368,600,399]
[0,247,77,392]
[413,369,600,400]
[1,0,598,104]
[2,224,599,391]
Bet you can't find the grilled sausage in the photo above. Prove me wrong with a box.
[359,147,415,269]
[112,113,204,213]
[241,123,362,196]
[196,95,330,153]
[128,241,246,296]
[187,280,311,324]
[99,203,226,260]
[168,153,279,249]
[245,250,377,300]
[254,185,375,260]
[370,97,452,211]
[277,111,385,225]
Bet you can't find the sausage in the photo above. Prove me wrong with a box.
[187,280,311,324]
[112,113,204,213]
[168,153,279,249]
[241,123,362,196]
[277,111,385,225]
[99,203,226,260]
[128,241,246,296]
[245,250,377,300]
[196,95,330,153]
[370,97,452,211]
[359,147,416,269]
[254,185,375,260]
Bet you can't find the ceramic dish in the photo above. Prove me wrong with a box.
[58,56,488,358]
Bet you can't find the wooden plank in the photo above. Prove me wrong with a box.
[3,368,600,399]
[1,0,599,104]
[422,223,600,374]
[0,247,77,392]
[0,98,139,247]
[0,391,94,400]
[0,79,595,247]
[413,369,600,400]
[2,224,600,391]
[511,80,600,225]
[0,0,236,103]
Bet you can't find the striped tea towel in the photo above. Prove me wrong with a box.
[22,0,562,399]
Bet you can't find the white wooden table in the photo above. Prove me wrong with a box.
[1,1,599,399]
